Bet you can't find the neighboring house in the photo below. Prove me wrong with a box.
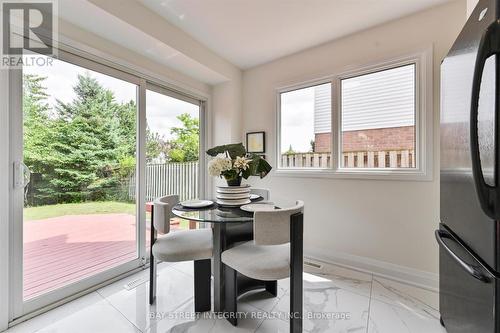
[313,65,415,154]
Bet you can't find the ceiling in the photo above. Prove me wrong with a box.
[140,0,454,69]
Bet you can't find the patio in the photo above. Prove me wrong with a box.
[23,213,184,299]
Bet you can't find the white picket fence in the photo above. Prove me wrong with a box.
[282,150,415,168]
[128,162,199,202]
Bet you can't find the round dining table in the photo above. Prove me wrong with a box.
[172,200,279,314]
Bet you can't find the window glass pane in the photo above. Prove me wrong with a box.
[341,64,416,169]
[280,83,331,168]
[145,88,200,232]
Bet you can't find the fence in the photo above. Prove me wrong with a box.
[128,161,199,202]
[281,150,415,168]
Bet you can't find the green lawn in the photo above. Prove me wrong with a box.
[24,201,191,230]
[24,201,136,221]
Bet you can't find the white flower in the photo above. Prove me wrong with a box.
[234,156,250,171]
[208,153,233,177]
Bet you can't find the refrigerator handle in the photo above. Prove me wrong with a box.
[435,230,491,283]
[470,20,500,219]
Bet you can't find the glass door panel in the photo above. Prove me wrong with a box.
[145,86,200,234]
[22,56,139,300]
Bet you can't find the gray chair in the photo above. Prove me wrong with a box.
[221,201,304,332]
[250,188,270,201]
[149,195,213,313]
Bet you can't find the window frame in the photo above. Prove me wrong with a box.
[275,49,433,181]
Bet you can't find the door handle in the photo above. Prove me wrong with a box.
[470,20,500,219]
[435,229,491,283]
[14,161,31,188]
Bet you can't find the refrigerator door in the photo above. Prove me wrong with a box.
[437,224,496,332]
[440,0,499,271]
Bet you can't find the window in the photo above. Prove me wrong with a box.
[341,64,416,169]
[276,52,431,179]
[279,82,332,168]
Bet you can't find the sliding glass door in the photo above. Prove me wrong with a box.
[9,49,206,320]
[10,50,146,318]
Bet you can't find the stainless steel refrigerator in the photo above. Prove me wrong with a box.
[439,0,500,331]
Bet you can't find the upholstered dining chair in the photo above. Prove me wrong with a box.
[250,188,270,201]
[149,195,213,313]
[221,201,304,332]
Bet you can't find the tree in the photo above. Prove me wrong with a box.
[146,126,166,163]
[310,140,315,152]
[23,75,52,170]
[168,113,199,162]
[285,145,296,155]
[47,74,125,201]
[23,73,138,204]
[23,75,54,205]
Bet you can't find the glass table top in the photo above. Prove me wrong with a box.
[172,203,254,223]
[172,198,296,223]
[172,199,297,223]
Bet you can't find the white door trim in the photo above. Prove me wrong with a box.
[0,69,11,332]
[9,67,24,319]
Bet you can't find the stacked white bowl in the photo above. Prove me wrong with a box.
[216,184,251,206]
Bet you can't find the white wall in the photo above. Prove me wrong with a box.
[242,0,466,282]
[212,79,243,144]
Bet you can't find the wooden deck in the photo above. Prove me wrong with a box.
[23,213,179,299]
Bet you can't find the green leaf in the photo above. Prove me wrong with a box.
[241,154,272,179]
[206,143,246,159]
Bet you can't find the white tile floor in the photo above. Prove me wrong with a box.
[5,261,445,333]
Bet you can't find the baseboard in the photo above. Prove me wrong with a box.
[305,247,439,293]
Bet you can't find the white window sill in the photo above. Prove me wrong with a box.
[273,168,433,182]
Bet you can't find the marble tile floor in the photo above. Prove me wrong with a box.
[5,260,445,333]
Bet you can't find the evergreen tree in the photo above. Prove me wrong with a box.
[23,75,54,205]
[23,73,138,204]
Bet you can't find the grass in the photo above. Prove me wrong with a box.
[24,201,191,230]
[24,201,136,221]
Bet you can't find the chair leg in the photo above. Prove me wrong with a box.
[289,273,302,333]
[149,257,157,305]
[290,212,303,333]
[265,280,278,297]
[224,266,238,326]
[194,259,211,312]
[149,205,157,305]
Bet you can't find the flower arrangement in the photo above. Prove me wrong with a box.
[206,143,272,186]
